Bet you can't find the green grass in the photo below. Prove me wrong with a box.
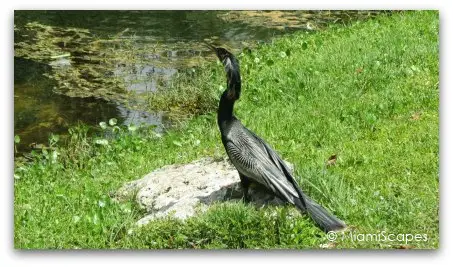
[14,11,439,249]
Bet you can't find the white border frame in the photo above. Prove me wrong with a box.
[3,1,450,266]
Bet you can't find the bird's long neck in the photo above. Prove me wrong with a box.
[217,57,241,126]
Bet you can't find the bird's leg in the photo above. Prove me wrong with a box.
[239,173,251,203]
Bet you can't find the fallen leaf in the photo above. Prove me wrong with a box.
[326,154,337,166]
[410,111,422,121]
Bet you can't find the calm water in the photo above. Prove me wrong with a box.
[14,10,384,152]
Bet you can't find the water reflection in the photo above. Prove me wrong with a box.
[114,64,177,93]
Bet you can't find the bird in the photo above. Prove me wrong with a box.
[206,43,346,233]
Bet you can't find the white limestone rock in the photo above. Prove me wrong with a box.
[114,157,294,226]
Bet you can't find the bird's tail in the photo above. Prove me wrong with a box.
[294,193,346,233]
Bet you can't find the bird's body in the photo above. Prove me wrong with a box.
[209,44,346,232]
[219,116,301,204]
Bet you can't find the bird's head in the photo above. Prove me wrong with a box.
[205,42,241,101]
[213,47,234,63]
[204,43,238,71]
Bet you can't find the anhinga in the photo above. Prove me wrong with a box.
[207,44,346,233]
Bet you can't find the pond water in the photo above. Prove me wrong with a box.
[14,10,384,153]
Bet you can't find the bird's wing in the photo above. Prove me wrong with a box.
[224,128,301,202]
[246,129,294,178]
[246,129,308,208]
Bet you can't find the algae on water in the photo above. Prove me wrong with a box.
[15,22,132,104]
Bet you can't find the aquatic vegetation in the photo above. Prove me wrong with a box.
[14,21,220,119]
[15,22,131,103]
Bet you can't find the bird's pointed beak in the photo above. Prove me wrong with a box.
[203,41,217,52]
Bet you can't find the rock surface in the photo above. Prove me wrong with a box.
[114,157,295,226]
